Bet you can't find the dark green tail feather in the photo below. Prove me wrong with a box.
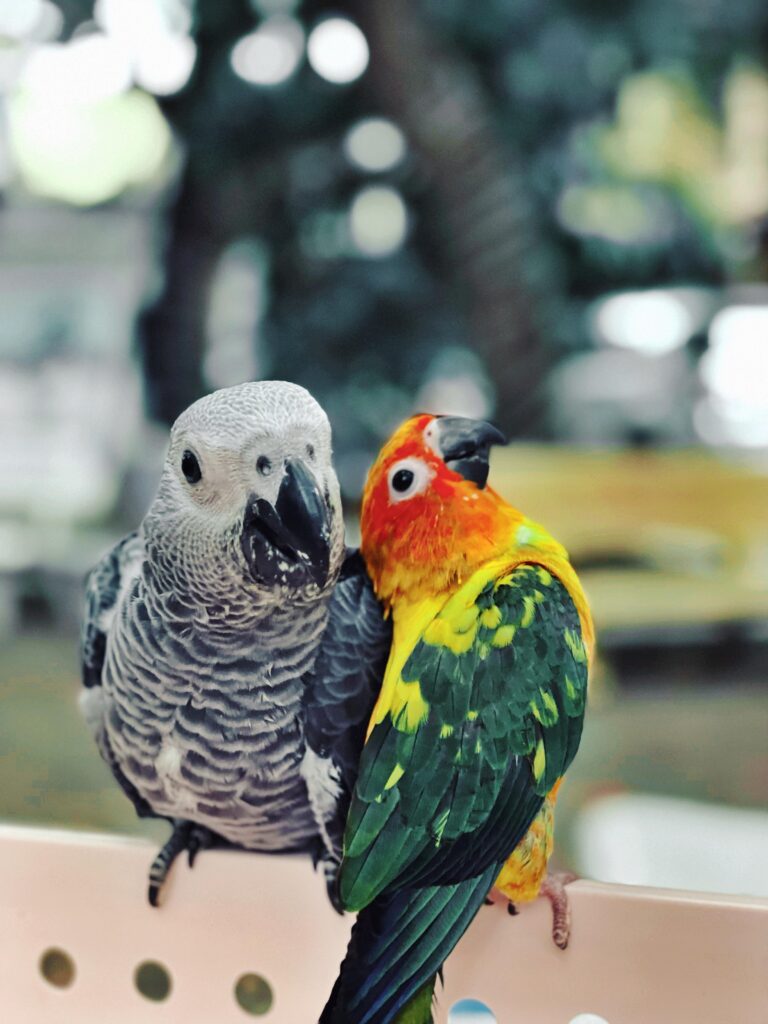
[318,866,499,1024]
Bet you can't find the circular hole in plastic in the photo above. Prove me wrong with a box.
[39,947,75,988]
[234,973,274,1015]
[448,998,497,1023]
[569,1015,610,1024]
[134,960,172,1001]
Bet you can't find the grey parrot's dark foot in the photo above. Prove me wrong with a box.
[147,821,219,907]
[507,901,519,916]
[326,879,344,915]
[316,850,344,915]
[484,897,495,906]
[186,823,218,868]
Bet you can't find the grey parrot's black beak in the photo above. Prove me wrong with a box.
[436,416,507,489]
[241,460,332,589]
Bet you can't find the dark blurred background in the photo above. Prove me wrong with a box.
[1,0,767,897]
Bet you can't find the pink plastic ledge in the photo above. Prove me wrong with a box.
[1,824,766,1023]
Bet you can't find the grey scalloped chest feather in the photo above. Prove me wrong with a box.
[101,563,329,851]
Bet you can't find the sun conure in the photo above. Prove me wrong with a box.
[319,413,593,1024]
[491,778,578,949]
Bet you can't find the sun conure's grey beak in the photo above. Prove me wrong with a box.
[241,459,332,589]
[435,416,507,489]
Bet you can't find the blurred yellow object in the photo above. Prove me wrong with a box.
[598,65,768,226]
[490,445,768,633]
[602,71,720,187]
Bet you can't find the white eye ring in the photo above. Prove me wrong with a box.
[387,457,432,503]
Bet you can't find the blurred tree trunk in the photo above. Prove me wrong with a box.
[351,0,553,435]
[138,167,225,425]
[136,0,255,426]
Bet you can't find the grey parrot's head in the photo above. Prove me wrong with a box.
[144,381,344,616]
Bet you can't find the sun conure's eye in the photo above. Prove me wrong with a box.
[392,469,414,492]
[387,458,432,503]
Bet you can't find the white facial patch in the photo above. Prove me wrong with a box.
[387,457,433,504]
[423,418,442,458]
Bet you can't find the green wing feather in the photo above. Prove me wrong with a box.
[339,563,588,911]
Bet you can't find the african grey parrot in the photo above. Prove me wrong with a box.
[80,381,391,905]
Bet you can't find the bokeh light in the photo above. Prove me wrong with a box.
[344,118,406,173]
[697,305,768,447]
[133,33,196,96]
[307,18,368,85]
[28,0,63,43]
[9,86,171,205]
[704,305,768,407]
[231,16,305,87]
[94,0,196,96]
[0,0,44,39]
[95,0,192,37]
[19,35,132,104]
[348,185,408,257]
[592,290,696,356]
[416,347,493,420]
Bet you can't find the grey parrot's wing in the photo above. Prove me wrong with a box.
[80,531,155,819]
[81,530,143,689]
[301,549,392,861]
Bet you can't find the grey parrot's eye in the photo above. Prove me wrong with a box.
[306,444,315,461]
[257,456,273,476]
[392,469,414,492]
[181,450,202,484]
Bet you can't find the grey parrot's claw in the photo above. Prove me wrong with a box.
[147,821,219,906]
[318,851,344,914]
[186,825,215,869]
[484,897,494,906]
[507,901,519,916]
[148,823,191,908]
[326,874,345,915]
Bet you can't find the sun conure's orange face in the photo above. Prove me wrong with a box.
[361,413,516,605]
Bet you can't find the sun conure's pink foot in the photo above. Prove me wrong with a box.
[539,871,578,950]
